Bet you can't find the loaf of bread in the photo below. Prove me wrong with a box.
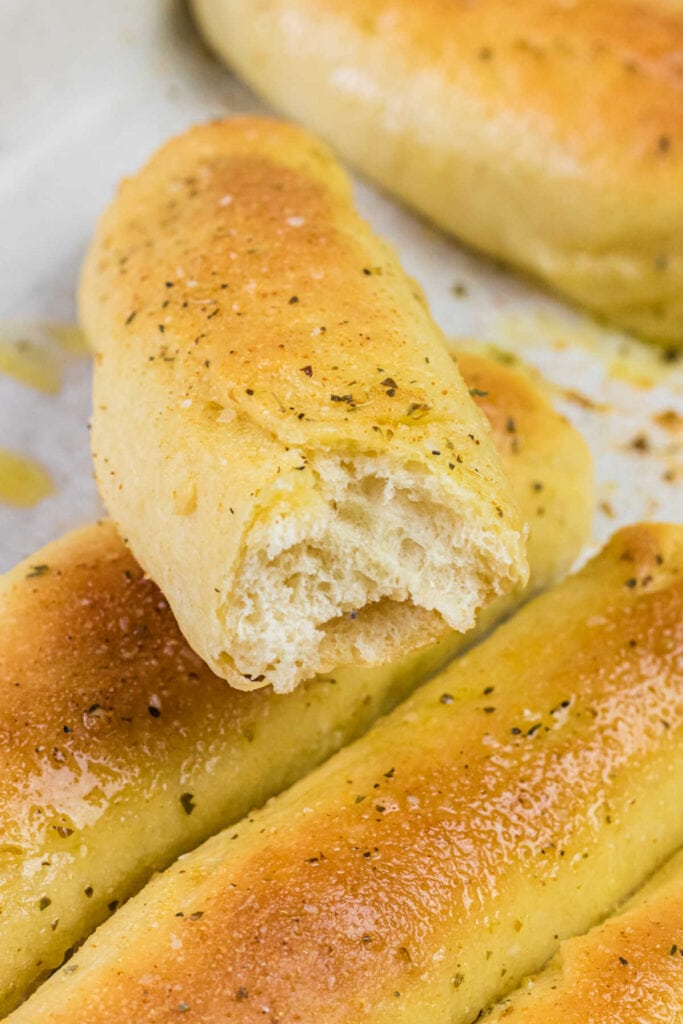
[81,117,528,694]
[10,522,683,1024]
[0,352,591,1016]
[191,0,683,343]
[486,848,683,1022]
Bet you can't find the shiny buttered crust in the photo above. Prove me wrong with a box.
[0,355,591,1016]
[192,0,683,343]
[81,117,527,693]
[487,848,683,1022]
[11,523,683,1024]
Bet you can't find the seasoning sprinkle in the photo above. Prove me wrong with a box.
[180,792,195,815]
[406,401,431,419]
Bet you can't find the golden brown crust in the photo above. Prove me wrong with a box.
[191,0,683,341]
[456,349,592,581]
[11,523,683,1024]
[0,354,591,1015]
[0,522,233,1012]
[312,0,683,167]
[487,848,683,1022]
[82,116,527,690]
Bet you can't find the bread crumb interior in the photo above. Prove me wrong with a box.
[220,454,517,692]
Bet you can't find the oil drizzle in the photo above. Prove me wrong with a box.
[0,322,88,511]
[46,324,90,356]
[0,337,62,395]
[0,449,54,507]
[0,322,89,394]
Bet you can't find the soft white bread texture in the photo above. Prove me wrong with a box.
[486,848,683,1022]
[0,353,591,1016]
[81,117,528,693]
[10,523,683,1024]
[192,0,683,344]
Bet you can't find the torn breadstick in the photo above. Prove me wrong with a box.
[0,352,591,1015]
[81,117,527,693]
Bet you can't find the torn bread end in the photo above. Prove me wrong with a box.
[219,453,527,692]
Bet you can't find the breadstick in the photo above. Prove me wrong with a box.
[486,848,683,1022]
[10,522,683,1024]
[0,352,590,1015]
[192,0,683,342]
[81,117,527,694]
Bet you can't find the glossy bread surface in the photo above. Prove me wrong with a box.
[487,847,683,1022]
[192,0,683,341]
[0,353,592,1014]
[10,523,683,1024]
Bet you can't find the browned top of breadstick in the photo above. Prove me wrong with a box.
[10,523,683,1024]
[311,0,683,171]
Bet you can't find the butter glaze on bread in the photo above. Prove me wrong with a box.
[0,354,591,1016]
[192,0,683,343]
[486,848,683,1022]
[10,523,683,1024]
[81,117,527,693]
